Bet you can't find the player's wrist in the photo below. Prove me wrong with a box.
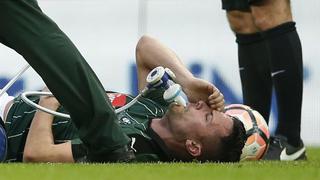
[180,76,196,92]
[39,97,60,110]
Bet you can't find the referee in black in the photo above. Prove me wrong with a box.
[221,0,305,160]
[0,0,133,162]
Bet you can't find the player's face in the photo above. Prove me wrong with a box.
[166,101,233,142]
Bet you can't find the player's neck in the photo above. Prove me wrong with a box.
[150,118,171,138]
[151,118,192,161]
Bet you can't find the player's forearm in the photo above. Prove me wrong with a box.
[135,35,225,110]
[136,35,194,91]
[23,103,57,162]
[24,99,74,163]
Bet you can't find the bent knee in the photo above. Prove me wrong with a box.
[252,13,292,31]
[226,11,258,34]
[251,0,293,30]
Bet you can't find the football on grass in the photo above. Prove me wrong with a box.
[224,104,270,161]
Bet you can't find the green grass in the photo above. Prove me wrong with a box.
[1,147,319,180]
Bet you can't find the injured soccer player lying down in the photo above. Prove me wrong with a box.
[1,35,246,163]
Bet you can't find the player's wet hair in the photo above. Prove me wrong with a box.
[217,116,246,162]
[198,116,246,162]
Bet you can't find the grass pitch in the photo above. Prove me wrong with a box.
[1,147,319,180]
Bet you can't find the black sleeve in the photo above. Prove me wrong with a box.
[248,0,263,5]
[144,88,170,106]
[71,139,89,163]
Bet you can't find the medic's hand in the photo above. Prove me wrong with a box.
[183,77,225,111]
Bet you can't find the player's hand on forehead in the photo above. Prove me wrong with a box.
[182,77,225,111]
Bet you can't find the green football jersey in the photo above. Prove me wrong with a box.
[5,89,173,162]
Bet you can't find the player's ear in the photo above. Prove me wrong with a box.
[185,139,202,157]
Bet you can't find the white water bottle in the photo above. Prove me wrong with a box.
[163,83,187,107]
